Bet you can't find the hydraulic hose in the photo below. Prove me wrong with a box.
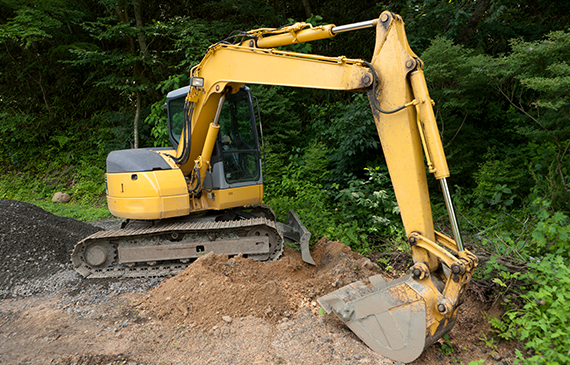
[362,60,408,115]
[171,101,194,166]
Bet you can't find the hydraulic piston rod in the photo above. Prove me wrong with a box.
[440,177,464,251]
[332,20,376,34]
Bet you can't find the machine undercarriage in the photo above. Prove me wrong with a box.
[70,205,309,278]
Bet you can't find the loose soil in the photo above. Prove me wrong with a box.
[0,199,519,364]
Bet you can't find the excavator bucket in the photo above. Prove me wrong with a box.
[318,273,456,363]
[276,210,315,265]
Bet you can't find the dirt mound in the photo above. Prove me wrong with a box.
[141,238,381,330]
[0,199,101,298]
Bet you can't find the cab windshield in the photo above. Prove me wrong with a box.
[218,90,260,184]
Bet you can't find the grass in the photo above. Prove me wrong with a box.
[32,199,113,221]
[1,164,113,222]
[3,194,113,221]
[0,161,113,222]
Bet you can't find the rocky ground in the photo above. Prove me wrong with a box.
[0,199,519,364]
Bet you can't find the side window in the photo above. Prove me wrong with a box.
[168,97,185,145]
[218,91,260,184]
[219,94,256,150]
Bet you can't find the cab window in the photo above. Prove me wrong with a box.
[168,97,185,146]
[218,91,260,184]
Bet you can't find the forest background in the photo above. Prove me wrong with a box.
[1,1,570,363]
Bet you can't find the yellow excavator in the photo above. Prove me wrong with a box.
[71,12,477,362]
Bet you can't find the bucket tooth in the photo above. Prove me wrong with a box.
[318,274,429,363]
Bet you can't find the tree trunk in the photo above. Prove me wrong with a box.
[115,3,136,54]
[459,0,491,45]
[116,0,146,148]
[134,92,141,148]
[133,1,148,56]
[301,0,312,19]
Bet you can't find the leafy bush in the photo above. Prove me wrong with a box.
[307,94,381,185]
[499,255,570,364]
[473,147,532,207]
[528,199,570,258]
[0,110,50,165]
[70,163,106,204]
[263,144,338,241]
[144,74,190,148]
[263,143,404,254]
[334,166,402,236]
[251,85,302,155]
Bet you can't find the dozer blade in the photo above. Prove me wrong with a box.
[318,274,453,363]
[276,210,315,265]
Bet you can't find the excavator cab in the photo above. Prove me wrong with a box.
[166,86,263,192]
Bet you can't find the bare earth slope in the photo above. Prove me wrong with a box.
[0,200,518,364]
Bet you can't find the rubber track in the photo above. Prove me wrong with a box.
[71,217,283,279]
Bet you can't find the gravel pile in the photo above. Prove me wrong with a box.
[0,199,101,298]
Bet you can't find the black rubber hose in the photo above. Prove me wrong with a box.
[362,60,408,115]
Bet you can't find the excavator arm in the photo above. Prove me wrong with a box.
[173,12,477,362]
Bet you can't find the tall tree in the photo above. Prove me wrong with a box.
[70,0,158,148]
[484,31,570,207]
[0,0,84,118]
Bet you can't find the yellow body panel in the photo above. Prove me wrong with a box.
[106,169,190,219]
[107,167,263,219]
[201,184,263,210]
[251,24,336,48]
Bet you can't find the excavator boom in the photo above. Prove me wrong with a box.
[178,12,476,362]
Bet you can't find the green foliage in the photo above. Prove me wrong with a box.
[263,143,403,254]
[264,145,337,240]
[200,0,284,28]
[143,74,190,147]
[429,33,570,365]
[68,15,154,93]
[0,0,83,48]
[527,142,570,211]
[0,162,111,221]
[527,198,570,258]
[388,0,570,53]
[71,163,106,204]
[439,334,454,356]
[334,166,402,236]
[473,147,532,206]
[420,37,511,187]
[387,0,474,51]
[508,31,570,116]
[251,85,302,155]
[144,99,170,147]
[499,255,570,364]
[482,30,570,210]
[468,361,485,365]
[0,110,47,165]
[466,194,570,362]
[158,17,227,72]
[308,94,381,184]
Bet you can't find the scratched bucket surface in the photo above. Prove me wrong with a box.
[317,274,433,363]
